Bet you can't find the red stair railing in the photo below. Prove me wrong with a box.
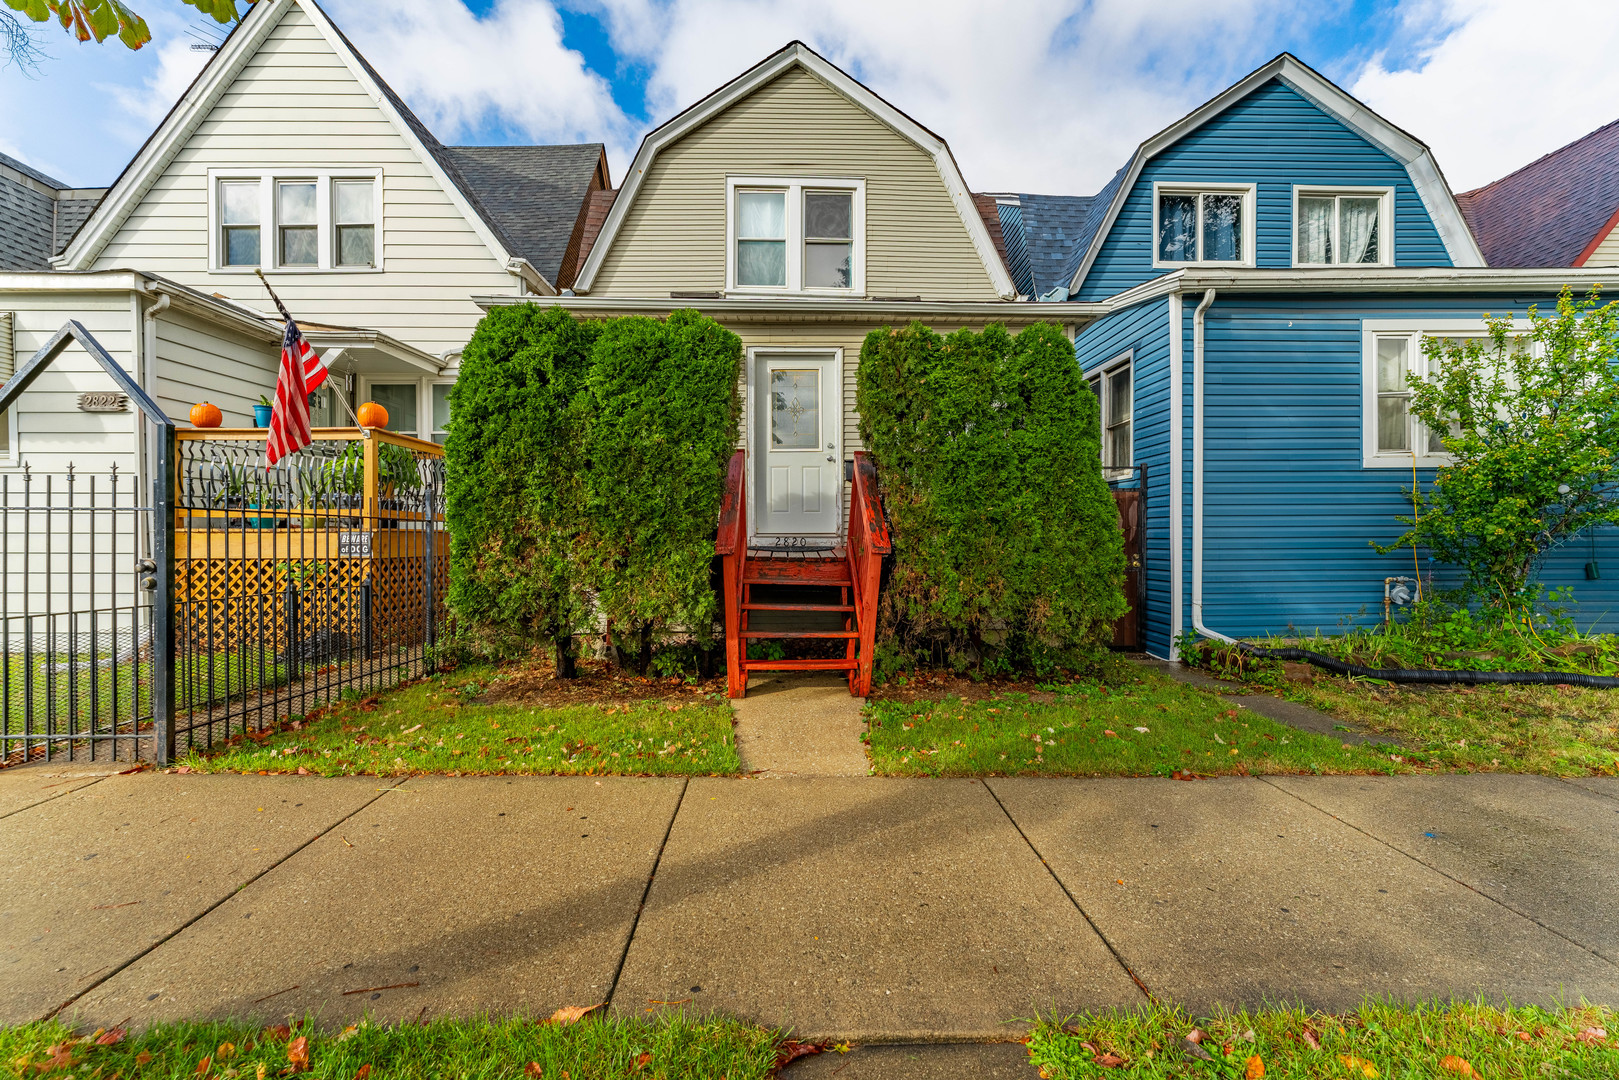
[846,452,891,696]
[716,449,747,698]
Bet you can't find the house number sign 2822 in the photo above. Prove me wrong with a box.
[77,392,129,413]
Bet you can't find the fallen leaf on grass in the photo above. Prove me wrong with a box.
[193,1055,212,1075]
[1439,1056,1474,1076]
[634,1052,652,1069]
[1134,727,1150,734]
[1575,1026,1607,1044]
[1338,1054,1378,1077]
[287,1036,309,1073]
[1246,1055,1265,1079]
[1103,729,1118,737]
[217,1041,236,1059]
[95,1028,126,1046]
[354,1066,372,1080]
[136,1051,153,1066]
[774,1041,827,1069]
[524,1064,543,1078]
[39,1043,78,1073]
[546,1004,603,1025]
[1301,1028,1321,1050]
[1094,1051,1125,1067]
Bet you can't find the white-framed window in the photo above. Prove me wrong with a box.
[359,377,455,443]
[726,176,865,295]
[1294,187,1392,266]
[1361,318,1530,468]
[209,169,382,272]
[1152,182,1256,268]
[1088,351,1133,474]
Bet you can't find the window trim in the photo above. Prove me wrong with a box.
[208,168,383,273]
[725,175,866,296]
[1087,349,1134,476]
[1292,185,1394,268]
[1360,317,1531,469]
[1150,181,1257,270]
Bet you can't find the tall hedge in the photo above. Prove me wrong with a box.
[446,307,741,674]
[446,305,600,670]
[583,311,743,670]
[857,321,1125,664]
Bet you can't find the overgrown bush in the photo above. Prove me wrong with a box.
[446,307,741,676]
[583,311,743,671]
[857,321,1125,670]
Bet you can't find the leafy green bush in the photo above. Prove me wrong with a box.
[446,305,600,670]
[857,321,1125,670]
[583,312,743,672]
[447,307,740,675]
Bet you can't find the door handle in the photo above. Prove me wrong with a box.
[826,456,835,462]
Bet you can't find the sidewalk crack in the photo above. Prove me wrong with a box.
[41,776,410,1022]
[980,780,1153,1001]
[605,776,688,1008]
[1258,776,1619,970]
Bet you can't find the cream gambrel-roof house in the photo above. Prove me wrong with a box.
[0,0,606,490]
[481,41,1103,546]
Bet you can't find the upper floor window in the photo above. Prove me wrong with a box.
[1296,188,1392,266]
[727,176,865,294]
[1153,183,1254,267]
[211,169,381,272]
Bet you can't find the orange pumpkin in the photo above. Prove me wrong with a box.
[189,402,223,428]
[356,400,389,429]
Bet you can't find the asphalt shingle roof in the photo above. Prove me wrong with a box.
[445,145,605,285]
[1018,192,1097,297]
[0,152,106,271]
[1457,118,1619,268]
[1055,167,1126,296]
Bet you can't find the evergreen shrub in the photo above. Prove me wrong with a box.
[446,307,741,675]
[856,321,1125,670]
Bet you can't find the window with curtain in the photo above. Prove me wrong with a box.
[729,177,864,293]
[219,180,261,267]
[737,190,787,287]
[212,172,380,271]
[1156,188,1250,265]
[1089,356,1133,470]
[277,181,318,267]
[1297,190,1389,265]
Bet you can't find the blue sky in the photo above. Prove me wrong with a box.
[5,0,1619,197]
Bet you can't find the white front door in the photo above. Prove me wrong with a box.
[752,350,841,543]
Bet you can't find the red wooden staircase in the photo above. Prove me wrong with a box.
[715,450,890,698]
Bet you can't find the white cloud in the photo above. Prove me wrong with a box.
[1350,0,1619,191]
[582,0,1298,193]
[101,31,211,126]
[326,0,634,158]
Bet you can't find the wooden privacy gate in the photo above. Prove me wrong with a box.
[1112,486,1143,648]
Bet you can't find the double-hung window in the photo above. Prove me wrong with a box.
[1153,183,1254,267]
[1089,353,1133,474]
[1296,188,1391,266]
[211,170,382,271]
[1362,319,1528,468]
[727,177,864,294]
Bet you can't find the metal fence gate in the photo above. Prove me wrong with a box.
[0,322,447,768]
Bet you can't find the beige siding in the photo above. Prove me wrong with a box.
[590,67,1001,301]
[1585,222,1619,267]
[154,309,278,426]
[91,4,514,355]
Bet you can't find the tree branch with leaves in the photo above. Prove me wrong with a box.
[3,0,247,68]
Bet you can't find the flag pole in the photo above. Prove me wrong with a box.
[256,269,370,438]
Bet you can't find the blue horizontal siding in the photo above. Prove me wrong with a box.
[1077,79,1454,302]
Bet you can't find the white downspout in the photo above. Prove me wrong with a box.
[1190,287,1234,645]
[1167,291,1183,659]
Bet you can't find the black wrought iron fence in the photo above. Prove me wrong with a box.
[173,429,447,754]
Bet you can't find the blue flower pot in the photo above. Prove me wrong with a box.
[253,403,274,427]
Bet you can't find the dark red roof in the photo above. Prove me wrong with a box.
[1458,117,1619,267]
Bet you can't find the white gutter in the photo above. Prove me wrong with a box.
[1167,291,1183,660]
[1189,288,1234,647]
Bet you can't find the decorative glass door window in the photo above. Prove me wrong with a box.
[334,179,376,267]
[1297,191,1387,265]
[737,191,787,287]
[220,181,261,267]
[804,191,852,288]
[277,181,318,266]
[1157,188,1249,264]
[770,369,819,448]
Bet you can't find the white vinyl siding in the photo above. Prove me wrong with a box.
[152,309,279,426]
[90,3,514,354]
[590,66,1000,300]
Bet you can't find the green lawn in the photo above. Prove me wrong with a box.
[1028,999,1616,1079]
[864,667,1405,778]
[183,663,741,777]
[3,648,288,729]
[1,1011,781,1080]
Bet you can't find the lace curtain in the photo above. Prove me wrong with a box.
[1297,197,1334,263]
[1340,197,1380,264]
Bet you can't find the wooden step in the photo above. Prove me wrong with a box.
[742,630,858,639]
[741,601,855,612]
[742,559,851,585]
[741,657,859,671]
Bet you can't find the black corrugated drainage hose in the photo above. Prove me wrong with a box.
[1226,642,1619,690]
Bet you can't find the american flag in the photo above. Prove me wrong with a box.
[266,315,316,466]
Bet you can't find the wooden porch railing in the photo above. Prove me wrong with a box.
[715,449,748,698]
[845,451,890,695]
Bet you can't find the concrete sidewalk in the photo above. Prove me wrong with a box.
[2,764,1615,1043]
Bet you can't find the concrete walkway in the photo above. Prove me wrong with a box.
[2,765,1616,1049]
[732,672,869,776]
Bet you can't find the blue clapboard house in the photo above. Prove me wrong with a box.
[1001,54,1618,659]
